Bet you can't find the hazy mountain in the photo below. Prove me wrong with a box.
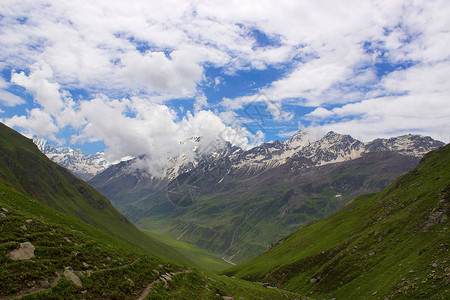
[224,143,450,299]
[90,131,444,263]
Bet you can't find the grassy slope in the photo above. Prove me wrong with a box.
[0,184,305,299]
[143,230,233,273]
[0,122,196,268]
[224,144,450,299]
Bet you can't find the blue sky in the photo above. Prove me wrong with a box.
[0,0,449,162]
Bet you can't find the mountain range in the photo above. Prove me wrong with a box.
[2,121,448,299]
[88,130,444,263]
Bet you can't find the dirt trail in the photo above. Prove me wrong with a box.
[138,270,192,300]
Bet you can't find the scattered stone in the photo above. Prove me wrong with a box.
[64,237,72,243]
[369,251,375,256]
[409,270,415,274]
[161,277,168,289]
[86,270,92,277]
[310,278,317,284]
[26,219,33,223]
[223,297,234,300]
[0,213,6,219]
[8,242,35,260]
[82,262,89,268]
[81,290,87,295]
[431,285,436,289]
[106,256,111,261]
[20,224,27,230]
[162,274,172,281]
[1,207,8,212]
[64,267,83,288]
[158,264,163,268]
[153,269,159,275]
[372,291,378,296]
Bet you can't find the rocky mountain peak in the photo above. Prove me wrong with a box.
[32,137,112,181]
[285,130,312,150]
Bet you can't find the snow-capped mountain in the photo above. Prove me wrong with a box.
[90,130,445,191]
[33,137,113,181]
[192,131,443,177]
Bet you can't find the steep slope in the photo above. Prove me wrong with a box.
[0,122,193,267]
[0,183,303,299]
[90,131,443,263]
[33,137,112,180]
[224,144,449,299]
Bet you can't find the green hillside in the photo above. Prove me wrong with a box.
[0,184,304,299]
[0,122,197,268]
[224,144,449,299]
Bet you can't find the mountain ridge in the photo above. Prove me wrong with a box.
[90,130,444,264]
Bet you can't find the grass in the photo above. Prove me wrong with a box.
[142,230,233,273]
[224,144,450,299]
[0,183,305,299]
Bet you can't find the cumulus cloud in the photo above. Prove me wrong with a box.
[1,0,449,166]
[5,108,59,142]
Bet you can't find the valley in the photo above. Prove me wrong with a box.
[1,121,448,299]
[0,122,305,299]
[89,131,443,264]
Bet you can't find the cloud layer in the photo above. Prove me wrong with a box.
[0,0,449,172]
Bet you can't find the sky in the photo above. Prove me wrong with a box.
[1,0,449,172]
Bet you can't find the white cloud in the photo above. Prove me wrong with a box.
[305,92,450,142]
[11,62,64,114]
[194,93,208,113]
[4,108,59,142]
[0,77,25,106]
[1,0,449,159]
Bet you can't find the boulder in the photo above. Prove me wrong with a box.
[8,242,35,260]
[63,267,83,288]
